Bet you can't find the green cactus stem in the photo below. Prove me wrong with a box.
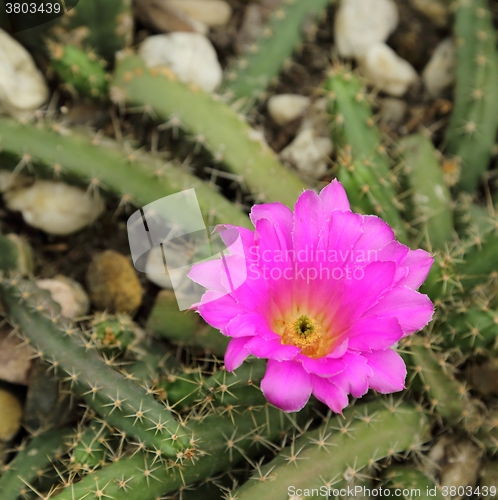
[0,428,72,500]
[223,0,331,107]
[444,0,498,192]
[233,401,431,499]
[398,134,453,249]
[0,116,250,228]
[0,277,190,458]
[110,54,307,208]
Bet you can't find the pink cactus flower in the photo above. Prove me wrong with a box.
[188,180,434,413]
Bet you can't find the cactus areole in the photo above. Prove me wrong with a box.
[188,180,434,413]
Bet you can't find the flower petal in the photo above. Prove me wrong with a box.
[354,216,396,255]
[188,259,226,293]
[397,249,434,290]
[362,349,406,393]
[226,312,275,339]
[225,337,251,371]
[320,179,351,215]
[261,360,312,412]
[298,355,345,377]
[366,287,434,333]
[312,376,349,414]
[198,293,245,334]
[330,351,373,398]
[245,336,299,361]
[250,202,293,251]
[346,316,404,351]
[339,261,396,321]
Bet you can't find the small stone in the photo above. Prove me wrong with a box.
[422,38,456,98]
[139,33,222,92]
[334,0,399,58]
[134,0,208,34]
[35,275,90,320]
[165,0,232,27]
[235,4,263,53]
[0,326,34,385]
[4,180,105,235]
[86,250,144,315]
[0,29,48,119]
[379,97,408,125]
[299,97,331,137]
[267,94,311,126]
[280,128,333,179]
[0,389,22,443]
[358,43,418,97]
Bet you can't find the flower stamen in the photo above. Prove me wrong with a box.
[282,314,322,357]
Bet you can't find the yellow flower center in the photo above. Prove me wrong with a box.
[281,314,322,357]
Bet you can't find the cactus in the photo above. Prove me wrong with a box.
[159,358,268,410]
[48,42,108,98]
[233,401,431,499]
[444,0,498,192]
[222,0,331,107]
[0,117,251,229]
[0,428,72,500]
[405,337,480,431]
[146,290,229,356]
[50,401,310,500]
[53,0,133,62]
[0,276,191,458]
[70,421,112,471]
[324,69,408,243]
[111,55,307,207]
[91,313,137,353]
[398,134,454,249]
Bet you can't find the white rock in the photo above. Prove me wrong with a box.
[334,0,399,58]
[36,276,90,319]
[358,43,418,96]
[0,29,48,119]
[165,0,232,27]
[4,180,105,235]
[379,98,407,125]
[422,38,456,98]
[280,129,333,179]
[267,94,310,126]
[139,33,222,92]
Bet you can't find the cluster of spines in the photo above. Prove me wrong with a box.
[222,0,330,108]
[47,42,109,98]
[444,0,498,192]
[54,0,133,62]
